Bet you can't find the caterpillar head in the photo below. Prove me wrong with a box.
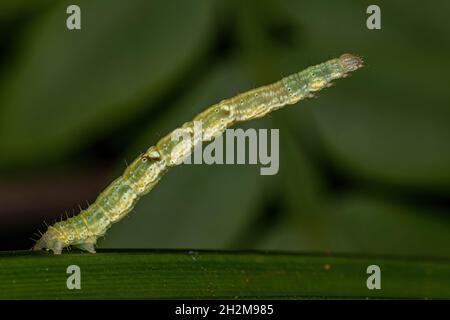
[339,53,364,73]
[33,227,65,255]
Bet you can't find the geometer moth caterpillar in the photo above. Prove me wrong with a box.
[33,53,363,254]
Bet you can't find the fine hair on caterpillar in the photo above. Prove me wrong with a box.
[33,53,364,254]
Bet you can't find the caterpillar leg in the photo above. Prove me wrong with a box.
[32,227,65,255]
[74,238,97,253]
[33,239,64,255]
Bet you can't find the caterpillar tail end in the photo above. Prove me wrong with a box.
[339,53,364,73]
[74,241,97,254]
[32,228,64,255]
[33,227,98,254]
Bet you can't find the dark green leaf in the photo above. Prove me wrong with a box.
[1,250,449,299]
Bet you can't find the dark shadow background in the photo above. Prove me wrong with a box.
[0,0,449,257]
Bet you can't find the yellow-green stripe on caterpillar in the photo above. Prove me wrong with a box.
[33,54,363,254]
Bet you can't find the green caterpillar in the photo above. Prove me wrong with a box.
[33,54,363,254]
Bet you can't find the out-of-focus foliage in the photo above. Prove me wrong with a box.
[0,0,449,256]
[0,0,213,166]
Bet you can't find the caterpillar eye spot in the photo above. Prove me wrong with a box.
[141,157,148,163]
[215,108,219,113]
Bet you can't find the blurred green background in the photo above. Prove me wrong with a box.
[0,0,449,257]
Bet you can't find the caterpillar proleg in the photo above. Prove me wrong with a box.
[33,54,363,254]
